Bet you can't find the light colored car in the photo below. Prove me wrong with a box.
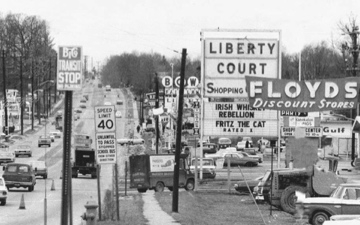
[38,135,51,148]
[241,151,263,163]
[29,161,48,179]
[104,102,111,106]
[298,183,360,225]
[189,158,216,179]
[49,131,61,139]
[204,147,237,160]
[0,143,15,164]
[80,103,86,108]
[0,177,8,205]
[115,111,122,118]
[13,144,32,157]
[105,85,111,91]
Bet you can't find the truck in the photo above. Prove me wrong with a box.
[71,135,97,178]
[55,114,63,131]
[129,154,195,193]
[253,158,347,214]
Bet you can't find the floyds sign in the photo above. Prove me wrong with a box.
[245,76,360,112]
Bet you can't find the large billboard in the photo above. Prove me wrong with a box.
[245,76,360,112]
[57,46,83,91]
[203,38,280,98]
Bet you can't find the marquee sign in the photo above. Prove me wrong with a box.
[245,76,360,112]
[203,102,278,136]
[202,36,280,98]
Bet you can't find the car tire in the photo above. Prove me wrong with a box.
[312,211,330,225]
[168,187,173,191]
[280,185,309,214]
[28,185,34,192]
[43,175,47,179]
[0,200,5,206]
[15,154,18,157]
[245,162,252,167]
[185,179,195,191]
[155,182,165,192]
[38,144,41,148]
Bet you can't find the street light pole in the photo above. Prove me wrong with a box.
[1,50,9,135]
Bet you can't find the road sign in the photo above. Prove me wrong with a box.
[94,105,116,133]
[57,46,82,91]
[95,132,116,164]
[280,111,308,117]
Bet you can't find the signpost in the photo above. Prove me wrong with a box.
[58,45,82,225]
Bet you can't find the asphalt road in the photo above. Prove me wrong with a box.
[0,79,129,225]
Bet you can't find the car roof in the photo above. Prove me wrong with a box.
[5,163,31,166]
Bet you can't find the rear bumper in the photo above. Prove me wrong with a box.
[5,181,35,188]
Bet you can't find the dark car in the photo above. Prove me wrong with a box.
[2,163,36,191]
[201,143,218,155]
[29,161,48,179]
[234,176,263,195]
[297,183,360,225]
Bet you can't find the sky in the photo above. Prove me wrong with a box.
[1,0,360,67]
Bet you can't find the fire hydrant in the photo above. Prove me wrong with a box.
[80,198,98,225]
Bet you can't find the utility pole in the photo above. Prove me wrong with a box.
[31,59,34,130]
[348,27,360,162]
[155,73,159,154]
[48,58,51,117]
[172,48,187,213]
[2,50,8,135]
[54,53,57,103]
[20,56,24,135]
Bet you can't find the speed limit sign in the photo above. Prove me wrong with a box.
[94,105,116,133]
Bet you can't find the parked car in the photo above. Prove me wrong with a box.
[223,152,259,167]
[80,98,86,103]
[0,143,15,164]
[204,147,237,160]
[115,111,122,118]
[29,161,48,179]
[13,144,32,157]
[0,177,8,205]
[79,104,86,108]
[116,100,123,105]
[189,158,216,179]
[49,131,61,139]
[202,143,218,155]
[234,176,263,195]
[105,85,111,91]
[2,163,36,191]
[75,109,82,114]
[297,183,360,225]
[38,135,51,148]
[241,151,263,163]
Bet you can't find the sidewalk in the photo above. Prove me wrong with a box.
[127,89,179,225]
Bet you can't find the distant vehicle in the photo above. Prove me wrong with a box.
[234,176,263,195]
[38,135,51,148]
[129,154,195,193]
[55,114,63,131]
[2,163,36,191]
[80,104,86,108]
[72,147,98,178]
[202,143,218,155]
[217,137,232,149]
[241,151,263,163]
[80,99,86,103]
[204,147,237,160]
[13,144,32,157]
[115,111,122,118]
[104,102,111,106]
[75,109,82,113]
[116,100,123,105]
[240,148,263,163]
[223,152,259,167]
[73,112,80,121]
[298,183,360,225]
[0,143,15,164]
[105,85,111,91]
[189,158,216,179]
[29,161,48,179]
[49,131,61,139]
[0,177,8,205]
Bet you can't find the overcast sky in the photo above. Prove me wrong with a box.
[1,0,360,66]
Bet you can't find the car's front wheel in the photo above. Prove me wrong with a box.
[0,200,6,205]
[185,179,195,191]
[312,211,330,225]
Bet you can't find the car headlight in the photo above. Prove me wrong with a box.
[234,184,238,188]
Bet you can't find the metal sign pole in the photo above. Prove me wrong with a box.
[60,91,73,225]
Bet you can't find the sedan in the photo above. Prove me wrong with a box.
[79,104,86,108]
[298,183,360,225]
[0,177,8,205]
[38,135,51,148]
[13,144,32,157]
[223,152,259,167]
[234,176,263,195]
[29,161,48,179]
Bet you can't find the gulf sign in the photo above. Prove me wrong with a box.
[203,37,280,98]
[57,46,82,91]
[245,76,360,112]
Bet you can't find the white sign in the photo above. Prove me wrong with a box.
[57,46,82,91]
[149,155,175,172]
[281,127,323,137]
[322,122,352,138]
[94,105,116,133]
[289,117,315,127]
[203,36,280,98]
[95,132,117,164]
